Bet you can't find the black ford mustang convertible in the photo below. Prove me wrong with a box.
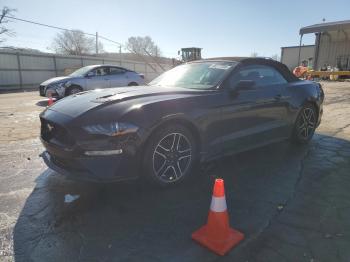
[40,57,324,186]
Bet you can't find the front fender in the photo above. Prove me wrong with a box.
[292,83,323,126]
[142,113,203,147]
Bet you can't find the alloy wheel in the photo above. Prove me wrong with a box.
[297,107,316,139]
[69,88,80,95]
[152,132,192,183]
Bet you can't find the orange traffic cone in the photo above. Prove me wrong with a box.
[48,96,54,106]
[192,178,244,256]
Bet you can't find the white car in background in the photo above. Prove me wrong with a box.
[39,65,145,98]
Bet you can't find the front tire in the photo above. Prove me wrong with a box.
[142,124,198,186]
[66,86,82,96]
[291,104,317,144]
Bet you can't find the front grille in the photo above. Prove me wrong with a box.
[41,118,75,147]
[39,85,46,96]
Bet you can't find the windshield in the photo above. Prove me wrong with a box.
[149,61,237,89]
[69,66,94,77]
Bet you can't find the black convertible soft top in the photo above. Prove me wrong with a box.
[239,58,299,82]
[196,57,299,83]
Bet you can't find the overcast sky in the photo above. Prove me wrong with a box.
[1,0,350,58]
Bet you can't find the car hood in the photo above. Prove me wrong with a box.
[40,76,73,86]
[46,86,205,118]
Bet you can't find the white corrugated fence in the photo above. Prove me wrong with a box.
[0,50,174,90]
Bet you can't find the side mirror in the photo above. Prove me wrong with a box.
[234,80,256,91]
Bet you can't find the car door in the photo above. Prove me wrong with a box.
[255,66,292,139]
[106,67,128,87]
[85,66,110,90]
[219,64,290,155]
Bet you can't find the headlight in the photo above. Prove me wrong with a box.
[47,82,64,91]
[51,82,62,88]
[83,122,139,136]
[46,83,65,97]
[51,81,71,89]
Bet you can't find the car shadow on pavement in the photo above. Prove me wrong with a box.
[36,100,50,107]
[13,134,350,262]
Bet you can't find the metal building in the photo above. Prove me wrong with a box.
[281,45,315,70]
[299,20,350,70]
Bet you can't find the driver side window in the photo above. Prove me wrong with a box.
[229,65,288,88]
[89,67,109,77]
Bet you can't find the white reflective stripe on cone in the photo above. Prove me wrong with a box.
[210,196,227,212]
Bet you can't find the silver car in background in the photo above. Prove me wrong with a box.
[39,65,145,98]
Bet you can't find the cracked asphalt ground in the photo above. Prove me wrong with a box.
[0,82,350,262]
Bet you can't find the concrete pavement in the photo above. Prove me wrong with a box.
[0,82,350,261]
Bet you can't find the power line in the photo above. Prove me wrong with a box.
[3,15,170,57]
[3,15,170,70]
[4,15,96,37]
[4,15,125,50]
[99,35,122,47]
[4,15,140,64]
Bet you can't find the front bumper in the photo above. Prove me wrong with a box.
[39,108,143,182]
[40,137,139,183]
[38,85,62,98]
[41,150,138,183]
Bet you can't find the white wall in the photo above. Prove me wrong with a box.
[0,50,173,90]
[281,45,315,70]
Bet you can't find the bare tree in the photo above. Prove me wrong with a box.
[51,30,103,55]
[250,52,259,57]
[126,36,161,57]
[0,6,16,43]
[271,54,280,61]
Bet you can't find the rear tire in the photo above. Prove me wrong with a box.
[291,103,317,144]
[142,124,198,187]
[128,82,138,86]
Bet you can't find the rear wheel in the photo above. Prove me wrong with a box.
[128,82,138,86]
[142,124,198,186]
[291,104,317,144]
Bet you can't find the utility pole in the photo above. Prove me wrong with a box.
[95,32,99,55]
